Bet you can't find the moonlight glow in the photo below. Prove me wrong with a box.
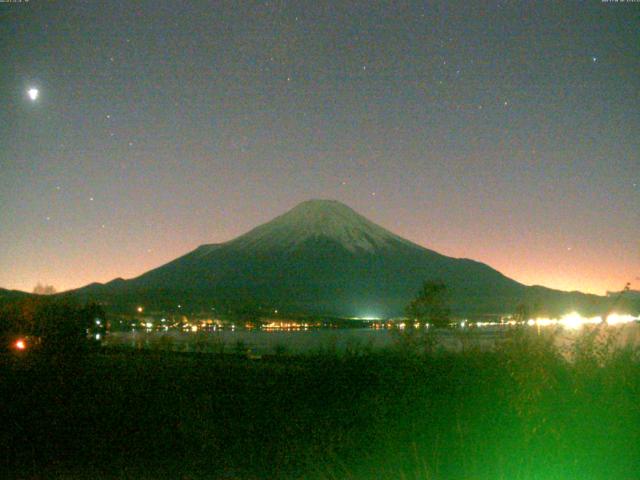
[27,88,39,101]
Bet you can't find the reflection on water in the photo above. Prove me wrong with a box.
[109,328,394,355]
[105,323,640,355]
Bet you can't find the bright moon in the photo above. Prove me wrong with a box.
[27,88,39,101]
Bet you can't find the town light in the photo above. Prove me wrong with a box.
[606,313,639,325]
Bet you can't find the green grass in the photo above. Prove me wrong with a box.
[1,327,639,479]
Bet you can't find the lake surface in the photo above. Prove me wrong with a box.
[105,323,640,355]
[108,328,404,354]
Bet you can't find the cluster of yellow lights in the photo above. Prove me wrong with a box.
[263,322,318,330]
[389,313,638,330]
[395,322,425,329]
[526,312,639,330]
[475,321,502,327]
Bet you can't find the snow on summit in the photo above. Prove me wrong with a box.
[78,198,605,318]
[227,199,406,253]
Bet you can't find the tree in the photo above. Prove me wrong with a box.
[1,297,107,355]
[34,300,89,354]
[405,280,451,328]
[514,303,530,322]
[0,297,40,337]
[33,283,57,295]
[82,302,107,339]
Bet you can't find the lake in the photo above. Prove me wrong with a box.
[105,322,640,356]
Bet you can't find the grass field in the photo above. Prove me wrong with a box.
[1,327,639,479]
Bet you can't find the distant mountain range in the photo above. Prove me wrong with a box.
[0,288,34,304]
[59,199,632,318]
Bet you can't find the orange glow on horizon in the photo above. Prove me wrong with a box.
[2,215,636,298]
[2,255,633,298]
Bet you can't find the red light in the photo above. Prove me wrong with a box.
[14,339,26,351]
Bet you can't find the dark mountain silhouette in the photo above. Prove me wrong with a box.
[71,199,610,317]
[0,288,34,305]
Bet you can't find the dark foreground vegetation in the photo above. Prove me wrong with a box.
[1,326,639,480]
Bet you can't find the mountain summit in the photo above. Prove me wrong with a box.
[75,199,602,317]
[225,199,410,253]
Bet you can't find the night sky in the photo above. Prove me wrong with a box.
[1,1,638,295]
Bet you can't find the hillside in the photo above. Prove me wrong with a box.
[67,200,615,317]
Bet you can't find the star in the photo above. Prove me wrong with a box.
[592,56,597,63]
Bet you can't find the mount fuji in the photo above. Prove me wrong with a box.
[72,199,603,317]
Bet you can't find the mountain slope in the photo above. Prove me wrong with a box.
[0,288,34,305]
[73,199,605,317]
